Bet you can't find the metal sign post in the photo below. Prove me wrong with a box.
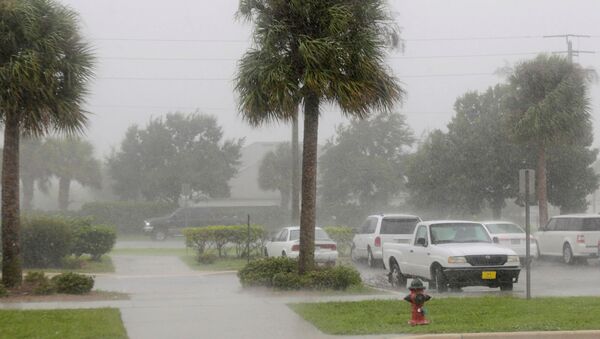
[519,169,535,300]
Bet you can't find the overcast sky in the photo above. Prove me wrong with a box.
[60,0,600,156]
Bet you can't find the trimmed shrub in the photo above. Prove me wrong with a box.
[238,257,297,287]
[323,226,354,256]
[51,273,94,294]
[272,272,306,290]
[197,253,217,265]
[0,283,7,297]
[24,271,55,295]
[184,225,266,258]
[79,201,177,234]
[72,225,117,261]
[22,217,73,268]
[308,266,362,290]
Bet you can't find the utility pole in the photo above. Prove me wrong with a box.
[543,34,594,63]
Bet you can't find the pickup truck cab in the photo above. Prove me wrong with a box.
[352,214,421,267]
[382,220,520,292]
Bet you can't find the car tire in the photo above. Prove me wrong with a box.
[389,260,406,289]
[281,251,286,257]
[367,248,376,268]
[433,266,447,293]
[500,283,513,291]
[153,229,167,241]
[563,243,574,265]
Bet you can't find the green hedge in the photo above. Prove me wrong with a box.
[323,226,354,256]
[183,225,267,258]
[21,216,116,269]
[79,201,177,234]
[239,257,362,290]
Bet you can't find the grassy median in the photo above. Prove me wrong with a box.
[0,308,128,339]
[290,296,600,335]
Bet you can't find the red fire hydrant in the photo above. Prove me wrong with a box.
[403,279,431,326]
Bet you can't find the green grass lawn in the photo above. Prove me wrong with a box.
[0,308,128,339]
[25,255,115,274]
[290,296,600,335]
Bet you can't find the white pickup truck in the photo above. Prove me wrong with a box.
[382,220,521,292]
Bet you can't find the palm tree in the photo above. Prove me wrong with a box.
[0,0,94,286]
[44,138,102,211]
[236,0,403,273]
[505,54,593,227]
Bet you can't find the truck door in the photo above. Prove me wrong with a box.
[407,225,431,278]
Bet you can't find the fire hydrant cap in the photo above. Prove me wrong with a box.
[409,278,425,290]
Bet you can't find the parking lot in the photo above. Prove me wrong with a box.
[354,257,600,297]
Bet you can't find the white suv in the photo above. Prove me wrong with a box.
[351,214,421,267]
[535,214,600,264]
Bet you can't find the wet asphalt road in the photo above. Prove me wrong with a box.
[355,257,600,297]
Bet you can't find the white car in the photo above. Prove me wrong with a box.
[535,214,600,264]
[352,214,421,267]
[265,226,338,264]
[482,221,538,262]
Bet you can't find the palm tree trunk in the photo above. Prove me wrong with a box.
[291,112,300,224]
[536,143,548,227]
[298,94,319,274]
[2,112,22,287]
[22,176,35,211]
[58,177,71,211]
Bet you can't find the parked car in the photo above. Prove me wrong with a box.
[535,214,600,264]
[481,221,538,263]
[351,214,421,267]
[382,220,521,292]
[264,226,338,264]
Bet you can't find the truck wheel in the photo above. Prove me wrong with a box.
[153,229,167,241]
[434,266,447,293]
[500,283,513,291]
[562,243,574,265]
[389,261,406,289]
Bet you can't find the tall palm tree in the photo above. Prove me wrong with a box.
[506,54,593,227]
[0,0,94,286]
[44,137,102,211]
[236,0,403,273]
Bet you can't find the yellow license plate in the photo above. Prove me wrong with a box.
[482,271,496,280]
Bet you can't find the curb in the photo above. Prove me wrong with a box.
[398,330,600,339]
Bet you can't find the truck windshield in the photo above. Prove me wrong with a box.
[430,223,491,244]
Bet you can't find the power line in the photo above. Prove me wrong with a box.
[96,72,495,81]
[98,51,541,62]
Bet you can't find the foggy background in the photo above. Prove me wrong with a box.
[59,0,600,157]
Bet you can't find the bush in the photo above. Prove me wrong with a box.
[184,225,266,258]
[238,257,362,290]
[72,225,116,261]
[24,271,55,295]
[197,253,217,265]
[238,257,298,287]
[79,201,177,234]
[22,217,73,268]
[323,226,354,256]
[51,273,94,294]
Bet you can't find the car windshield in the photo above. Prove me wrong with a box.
[380,218,419,234]
[289,229,330,241]
[485,223,524,234]
[430,223,492,244]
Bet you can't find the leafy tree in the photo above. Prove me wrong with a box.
[107,112,243,203]
[44,138,102,211]
[505,54,593,226]
[546,124,599,214]
[236,0,403,273]
[0,0,94,287]
[258,143,296,209]
[320,111,414,216]
[447,85,524,218]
